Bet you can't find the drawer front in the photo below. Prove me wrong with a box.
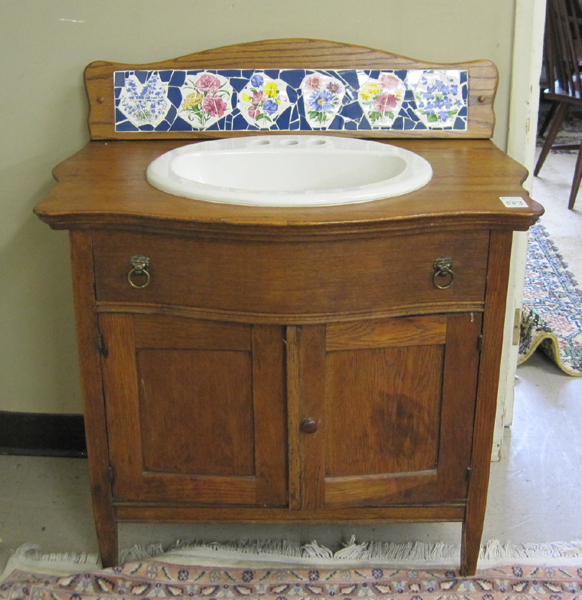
[92,230,489,316]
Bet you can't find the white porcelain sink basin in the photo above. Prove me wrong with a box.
[146,135,432,207]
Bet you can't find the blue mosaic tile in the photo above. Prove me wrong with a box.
[453,117,466,130]
[391,117,404,129]
[113,68,468,133]
[280,70,305,88]
[341,102,364,120]
[167,87,182,108]
[116,120,139,132]
[220,69,242,78]
[169,71,186,87]
[229,78,248,92]
[172,116,192,131]
[114,72,125,87]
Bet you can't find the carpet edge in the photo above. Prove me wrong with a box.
[4,539,582,581]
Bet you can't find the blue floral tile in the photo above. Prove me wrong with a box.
[237,73,292,129]
[300,72,346,129]
[113,68,468,133]
[410,70,465,128]
[117,72,171,128]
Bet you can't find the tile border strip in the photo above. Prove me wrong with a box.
[114,68,468,134]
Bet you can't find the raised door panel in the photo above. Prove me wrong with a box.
[290,314,482,509]
[99,313,287,506]
[325,343,444,478]
[137,348,255,477]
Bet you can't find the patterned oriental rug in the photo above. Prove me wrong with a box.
[3,541,582,600]
[3,560,582,600]
[519,223,582,376]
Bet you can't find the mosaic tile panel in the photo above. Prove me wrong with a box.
[114,68,468,133]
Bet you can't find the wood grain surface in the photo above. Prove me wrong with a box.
[35,139,542,235]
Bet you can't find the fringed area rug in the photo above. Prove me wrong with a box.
[519,223,582,376]
[3,540,582,599]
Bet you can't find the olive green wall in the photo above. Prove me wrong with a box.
[0,0,516,414]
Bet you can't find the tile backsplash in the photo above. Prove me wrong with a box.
[115,68,468,133]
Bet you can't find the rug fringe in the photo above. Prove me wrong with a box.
[121,537,582,569]
[481,539,582,561]
[0,543,101,583]
[5,538,582,581]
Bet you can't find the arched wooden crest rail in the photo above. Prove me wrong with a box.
[85,38,497,140]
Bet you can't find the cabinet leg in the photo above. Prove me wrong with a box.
[94,511,119,567]
[460,519,481,577]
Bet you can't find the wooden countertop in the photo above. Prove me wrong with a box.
[34,138,543,239]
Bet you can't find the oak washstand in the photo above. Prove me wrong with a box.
[34,39,543,575]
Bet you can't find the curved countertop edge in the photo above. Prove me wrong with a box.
[34,138,544,237]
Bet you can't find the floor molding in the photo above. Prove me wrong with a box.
[0,411,86,457]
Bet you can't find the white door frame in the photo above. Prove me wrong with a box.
[492,0,546,459]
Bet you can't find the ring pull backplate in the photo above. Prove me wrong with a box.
[128,255,151,289]
[433,257,455,289]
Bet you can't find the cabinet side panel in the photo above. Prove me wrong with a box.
[462,230,513,576]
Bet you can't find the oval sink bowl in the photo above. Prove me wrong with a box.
[146,135,432,207]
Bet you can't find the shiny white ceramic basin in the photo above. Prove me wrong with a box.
[146,135,432,207]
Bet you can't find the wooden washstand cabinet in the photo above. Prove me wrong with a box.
[34,40,543,575]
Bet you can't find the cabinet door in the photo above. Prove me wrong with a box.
[289,313,482,509]
[99,313,287,507]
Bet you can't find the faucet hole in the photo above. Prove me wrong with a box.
[280,139,300,146]
[310,139,327,146]
[250,139,271,146]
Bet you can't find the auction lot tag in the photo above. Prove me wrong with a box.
[500,196,528,208]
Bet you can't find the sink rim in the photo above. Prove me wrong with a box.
[146,135,433,207]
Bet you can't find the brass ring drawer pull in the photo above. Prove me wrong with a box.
[128,255,151,289]
[433,257,455,289]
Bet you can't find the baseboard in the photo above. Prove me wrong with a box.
[0,411,86,458]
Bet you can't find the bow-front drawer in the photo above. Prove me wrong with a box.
[91,229,490,318]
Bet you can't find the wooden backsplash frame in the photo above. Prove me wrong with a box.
[85,38,497,141]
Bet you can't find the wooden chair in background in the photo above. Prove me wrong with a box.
[535,0,582,209]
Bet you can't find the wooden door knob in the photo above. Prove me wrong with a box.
[300,417,318,434]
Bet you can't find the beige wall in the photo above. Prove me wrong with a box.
[0,0,516,414]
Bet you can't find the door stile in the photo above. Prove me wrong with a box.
[435,312,482,500]
[252,325,288,507]
[98,312,143,498]
[286,326,302,510]
[286,325,326,511]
